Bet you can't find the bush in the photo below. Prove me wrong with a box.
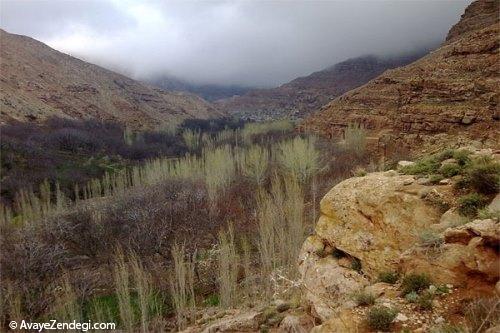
[401,156,440,175]
[477,207,500,220]
[401,273,431,295]
[465,298,500,332]
[429,174,444,184]
[416,291,434,311]
[439,163,462,178]
[405,291,419,303]
[457,193,487,217]
[452,150,471,166]
[366,306,398,331]
[466,158,500,194]
[430,324,467,333]
[419,230,444,248]
[354,291,376,306]
[378,271,399,284]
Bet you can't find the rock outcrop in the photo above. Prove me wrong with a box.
[299,149,499,330]
[215,53,427,121]
[301,0,500,153]
[0,29,223,129]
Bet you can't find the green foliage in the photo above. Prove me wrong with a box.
[400,156,441,175]
[439,163,462,178]
[203,294,220,307]
[366,306,398,331]
[401,273,431,295]
[378,271,399,284]
[458,193,487,217]
[465,157,500,194]
[452,150,471,166]
[354,291,376,306]
[477,207,500,220]
[429,174,444,184]
[405,291,419,303]
[416,291,434,311]
[419,230,444,248]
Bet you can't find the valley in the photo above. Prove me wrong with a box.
[0,1,499,332]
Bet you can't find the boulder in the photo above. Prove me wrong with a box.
[311,172,449,277]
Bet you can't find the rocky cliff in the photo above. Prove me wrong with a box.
[0,29,222,129]
[300,147,500,332]
[301,0,500,153]
[214,53,427,121]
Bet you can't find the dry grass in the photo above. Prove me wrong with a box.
[276,136,320,182]
[217,225,239,308]
[238,145,269,185]
[114,249,134,332]
[344,123,366,156]
[169,243,196,330]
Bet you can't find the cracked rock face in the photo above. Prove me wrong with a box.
[299,170,499,322]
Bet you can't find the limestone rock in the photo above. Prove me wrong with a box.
[279,315,308,333]
[201,311,262,333]
[312,172,447,277]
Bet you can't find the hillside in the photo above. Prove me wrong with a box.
[301,0,500,153]
[214,52,428,120]
[0,29,222,129]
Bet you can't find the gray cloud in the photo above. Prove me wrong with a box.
[0,0,472,87]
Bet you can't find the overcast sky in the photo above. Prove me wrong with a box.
[1,0,471,87]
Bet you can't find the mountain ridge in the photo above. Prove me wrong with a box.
[214,50,430,120]
[301,0,500,153]
[0,29,223,129]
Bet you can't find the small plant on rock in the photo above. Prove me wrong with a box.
[458,193,487,217]
[405,291,419,303]
[378,271,399,284]
[401,273,431,296]
[354,290,376,306]
[416,291,434,311]
[366,306,398,331]
[439,163,462,178]
[465,157,500,195]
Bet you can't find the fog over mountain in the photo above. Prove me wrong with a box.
[0,0,472,87]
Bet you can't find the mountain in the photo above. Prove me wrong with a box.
[214,51,430,120]
[0,29,222,130]
[301,0,499,152]
[147,76,253,102]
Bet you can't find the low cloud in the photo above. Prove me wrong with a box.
[0,0,472,87]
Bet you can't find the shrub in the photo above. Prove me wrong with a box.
[419,230,444,248]
[354,291,376,306]
[429,174,444,184]
[405,291,419,303]
[477,207,500,220]
[452,150,471,166]
[366,306,398,331]
[352,166,367,177]
[465,298,500,332]
[458,193,487,217]
[378,271,399,284]
[416,291,434,311]
[401,273,431,295]
[277,136,320,182]
[344,123,366,157]
[466,158,500,194]
[439,163,462,178]
[400,156,440,175]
